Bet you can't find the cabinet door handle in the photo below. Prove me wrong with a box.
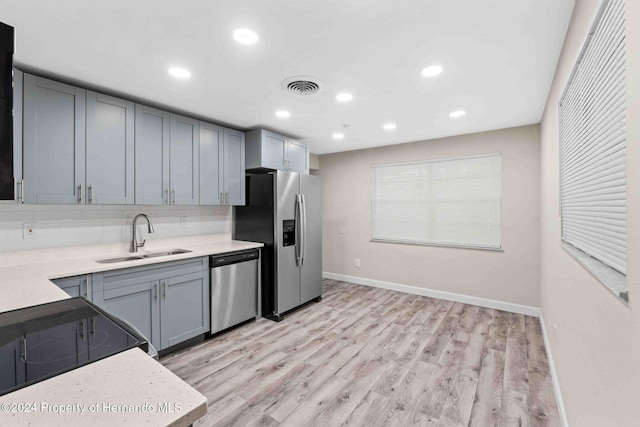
[172,189,176,204]
[220,192,223,205]
[77,183,83,203]
[80,320,86,341]
[90,318,95,337]
[154,282,159,300]
[163,281,168,298]
[21,180,25,204]
[21,337,27,362]
[225,192,229,205]
[88,185,94,204]
[82,277,88,298]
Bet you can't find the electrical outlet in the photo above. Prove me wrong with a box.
[180,216,187,229]
[339,227,346,234]
[354,258,360,267]
[23,223,35,239]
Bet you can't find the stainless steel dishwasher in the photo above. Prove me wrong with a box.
[210,249,259,334]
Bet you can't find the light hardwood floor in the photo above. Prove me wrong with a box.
[161,279,560,426]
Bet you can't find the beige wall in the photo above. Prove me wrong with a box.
[320,124,540,307]
[539,0,640,425]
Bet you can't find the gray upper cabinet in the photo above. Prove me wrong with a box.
[199,123,245,206]
[199,122,222,205]
[86,91,135,204]
[223,128,245,205]
[23,74,86,204]
[286,139,308,174]
[170,114,199,205]
[134,108,199,205]
[245,128,308,174]
[135,105,170,205]
[23,74,134,205]
[21,73,240,206]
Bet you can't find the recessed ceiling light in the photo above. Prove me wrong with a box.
[275,110,290,118]
[383,123,397,131]
[233,28,259,45]
[336,93,353,102]
[421,65,443,77]
[332,133,344,140]
[168,67,191,79]
[449,110,466,118]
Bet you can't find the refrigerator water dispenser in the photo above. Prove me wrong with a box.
[283,219,296,246]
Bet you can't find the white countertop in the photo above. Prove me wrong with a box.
[0,233,263,426]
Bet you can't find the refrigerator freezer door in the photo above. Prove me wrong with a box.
[276,171,301,314]
[300,174,323,303]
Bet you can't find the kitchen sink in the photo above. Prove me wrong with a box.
[96,249,192,264]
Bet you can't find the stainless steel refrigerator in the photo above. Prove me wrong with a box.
[233,171,322,321]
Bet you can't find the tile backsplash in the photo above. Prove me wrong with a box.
[0,203,231,253]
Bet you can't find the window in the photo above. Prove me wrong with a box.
[371,154,502,250]
[559,0,626,281]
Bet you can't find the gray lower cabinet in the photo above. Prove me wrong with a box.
[91,258,209,351]
[199,123,245,206]
[52,275,92,300]
[23,74,86,204]
[0,339,24,392]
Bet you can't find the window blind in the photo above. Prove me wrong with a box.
[559,0,626,274]
[371,154,502,250]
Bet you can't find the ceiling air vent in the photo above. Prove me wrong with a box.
[281,76,322,96]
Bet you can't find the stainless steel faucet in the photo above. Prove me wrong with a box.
[131,213,154,252]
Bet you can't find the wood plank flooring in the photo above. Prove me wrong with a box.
[161,279,560,427]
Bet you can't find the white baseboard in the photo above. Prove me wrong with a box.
[323,271,541,317]
[538,314,569,427]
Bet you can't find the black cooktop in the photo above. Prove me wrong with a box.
[0,297,148,396]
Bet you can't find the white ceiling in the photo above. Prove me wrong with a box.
[1,0,574,155]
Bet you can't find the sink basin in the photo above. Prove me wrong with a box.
[140,249,192,258]
[96,249,192,264]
